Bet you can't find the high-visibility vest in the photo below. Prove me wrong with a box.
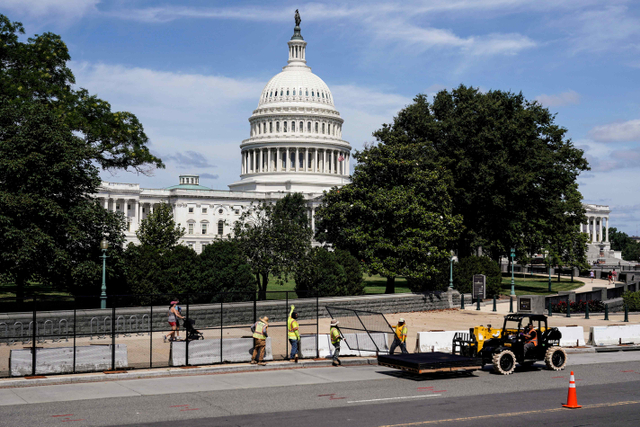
[330,326,341,345]
[288,317,299,340]
[253,321,267,340]
[395,325,407,343]
[526,329,538,346]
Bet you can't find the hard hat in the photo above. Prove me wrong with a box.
[398,318,405,323]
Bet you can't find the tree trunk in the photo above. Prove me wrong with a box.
[571,268,574,283]
[557,268,561,282]
[256,273,267,301]
[385,276,395,294]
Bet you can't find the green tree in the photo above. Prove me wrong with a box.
[0,14,162,301]
[453,256,502,297]
[316,143,462,293]
[135,203,185,252]
[295,248,365,297]
[609,228,640,262]
[373,87,589,261]
[198,240,257,302]
[233,193,313,300]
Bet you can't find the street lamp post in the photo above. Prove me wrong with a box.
[548,263,552,293]
[449,250,455,289]
[100,239,109,309]
[510,248,516,296]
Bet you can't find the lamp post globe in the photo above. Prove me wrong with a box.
[100,239,109,309]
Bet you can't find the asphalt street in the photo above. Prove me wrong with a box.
[2,351,640,426]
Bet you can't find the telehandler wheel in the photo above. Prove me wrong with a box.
[492,349,516,375]
[545,346,567,371]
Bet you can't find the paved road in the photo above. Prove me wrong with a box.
[2,352,640,426]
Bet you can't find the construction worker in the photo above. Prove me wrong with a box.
[522,323,538,357]
[330,319,342,366]
[389,318,408,354]
[251,316,269,366]
[288,304,301,362]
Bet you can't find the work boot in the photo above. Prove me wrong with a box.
[337,358,342,366]
[332,360,339,366]
[294,355,299,363]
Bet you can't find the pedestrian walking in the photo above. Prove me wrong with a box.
[608,272,613,286]
[389,318,409,354]
[612,269,617,283]
[251,316,269,366]
[589,270,594,283]
[164,300,184,342]
[330,319,342,366]
[288,304,301,362]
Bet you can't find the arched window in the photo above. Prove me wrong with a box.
[322,123,325,134]
[201,222,208,235]
[293,89,296,96]
[300,121,303,132]
[217,220,224,235]
[306,90,309,96]
[263,123,266,133]
[291,121,295,132]
[315,122,318,133]
[270,92,272,97]
[280,90,283,96]
[286,90,289,95]
[308,122,311,132]
[270,122,273,133]
[283,121,287,132]
[322,92,325,98]
[312,91,315,97]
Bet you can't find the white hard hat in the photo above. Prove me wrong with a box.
[399,318,405,323]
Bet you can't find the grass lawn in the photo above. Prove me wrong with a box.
[0,282,73,300]
[265,274,412,299]
[500,276,584,296]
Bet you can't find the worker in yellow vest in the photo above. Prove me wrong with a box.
[389,318,408,354]
[288,304,301,362]
[251,316,269,366]
[330,319,342,366]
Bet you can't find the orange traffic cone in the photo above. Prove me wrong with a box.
[562,371,582,409]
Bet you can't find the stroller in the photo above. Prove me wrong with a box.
[184,318,204,340]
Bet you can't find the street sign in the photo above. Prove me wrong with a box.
[472,274,486,300]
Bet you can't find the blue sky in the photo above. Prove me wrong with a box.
[3,0,640,235]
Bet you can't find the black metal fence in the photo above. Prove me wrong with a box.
[0,290,324,378]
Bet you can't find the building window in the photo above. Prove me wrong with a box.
[218,220,224,235]
[218,208,223,214]
[188,223,194,234]
[270,122,273,133]
[286,90,289,95]
[293,89,296,95]
[315,122,318,133]
[280,90,283,96]
[235,209,240,215]
[284,121,287,132]
[322,123,325,134]
[276,122,280,132]
[142,208,145,213]
[201,243,207,250]
[312,91,314,97]
[300,121,303,132]
[202,223,207,235]
[291,121,295,132]
[127,204,131,210]
[308,122,311,132]
[306,90,309,96]
[188,207,194,213]
[188,242,194,249]
[202,207,207,214]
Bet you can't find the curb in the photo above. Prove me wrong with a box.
[0,357,378,389]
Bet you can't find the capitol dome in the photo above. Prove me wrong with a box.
[228,16,351,194]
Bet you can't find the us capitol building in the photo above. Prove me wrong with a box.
[97,15,618,263]
[97,17,352,253]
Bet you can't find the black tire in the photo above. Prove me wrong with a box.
[492,349,516,375]
[545,346,567,371]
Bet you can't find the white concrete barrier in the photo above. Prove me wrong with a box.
[342,332,391,356]
[169,337,273,366]
[10,344,128,377]
[589,324,640,346]
[300,334,331,358]
[557,326,585,347]
[417,330,467,353]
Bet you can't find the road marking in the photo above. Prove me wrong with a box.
[348,395,442,404]
[377,400,640,426]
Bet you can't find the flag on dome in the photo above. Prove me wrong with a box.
[338,155,344,162]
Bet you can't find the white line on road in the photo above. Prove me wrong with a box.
[348,395,442,404]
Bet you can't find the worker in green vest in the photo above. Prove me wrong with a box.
[330,319,342,366]
[251,316,269,366]
[288,304,301,362]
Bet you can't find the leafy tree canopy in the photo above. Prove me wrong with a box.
[373,86,589,261]
[316,142,463,293]
[198,240,256,302]
[0,15,163,174]
[135,203,185,253]
[233,193,312,300]
[609,228,640,262]
[295,248,365,297]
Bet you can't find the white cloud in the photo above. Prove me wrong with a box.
[0,0,99,23]
[589,119,640,142]
[535,90,580,107]
[568,5,640,53]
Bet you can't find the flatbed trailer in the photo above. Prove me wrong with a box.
[377,352,482,375]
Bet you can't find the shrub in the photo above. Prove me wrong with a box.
[294,247,364,297]
[623,290,640,311]
[550,300,604,313]
[453,256,502,298]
